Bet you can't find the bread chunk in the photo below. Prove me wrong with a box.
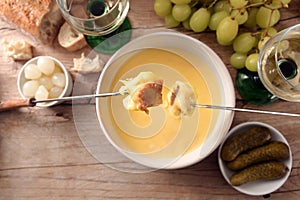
[72,53,103,74]
[2,39,33,60]
[119,72,163,114]
[58,22,87,51]
[167,81,196,118]
[0,0,64,44]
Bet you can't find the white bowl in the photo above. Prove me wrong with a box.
[96,31,235,169]
[18,56,73,107]
[218,122,292,196]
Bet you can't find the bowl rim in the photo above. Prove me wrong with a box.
[218,121,293,196]
[17,55,71,107]
[96,31,235,169]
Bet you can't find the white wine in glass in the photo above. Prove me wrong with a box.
[258,24,300,102]
[56,0,131,54]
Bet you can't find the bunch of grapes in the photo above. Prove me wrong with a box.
[154,0,291,72]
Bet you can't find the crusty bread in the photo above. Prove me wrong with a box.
[58,22,87,51]
[0,0,64,45]
[2,39,33,60]
[72,53,103,73]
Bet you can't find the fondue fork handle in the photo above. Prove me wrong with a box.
[193,104,300,117]
[0,98,34,112]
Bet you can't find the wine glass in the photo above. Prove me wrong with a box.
[258,24,300,102]
[56,0,131,54]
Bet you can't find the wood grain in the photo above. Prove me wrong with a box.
[0,0,300,199]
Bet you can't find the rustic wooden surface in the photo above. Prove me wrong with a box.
[1,0,300,199]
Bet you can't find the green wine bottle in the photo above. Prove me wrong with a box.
[236,68,278,105]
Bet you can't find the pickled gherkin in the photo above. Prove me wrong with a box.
[227,141,290,170]
[221,126,272,161]
[230,161,289,186]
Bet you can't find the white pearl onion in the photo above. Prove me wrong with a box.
[51,72,66,88]
[49,86,64,98]
[35,85,49,100]
[37,57,55,76]
[39,76,54,90]
[22,80,39,98]
[24,63,41,79]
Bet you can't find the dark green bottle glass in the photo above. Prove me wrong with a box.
[236,68,278,105]
[85,18,132,55]
[85,0,132,54]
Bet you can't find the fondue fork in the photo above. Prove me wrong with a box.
[2,93,300,117]
[192,104,300,117]
[32,91,124,104]
[0,91,125,112]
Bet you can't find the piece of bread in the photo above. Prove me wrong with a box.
[0,0,64,45]
[119,72,163,114]
[72,53,103,73]
[167,81,196,118]
[58,22,87,51]
[2,39,33,60]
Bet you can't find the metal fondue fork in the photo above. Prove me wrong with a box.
[32,91,124,104]
[1,92,300,117]
[192,104,300,117]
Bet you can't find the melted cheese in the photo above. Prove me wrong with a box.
[108,49,213,157]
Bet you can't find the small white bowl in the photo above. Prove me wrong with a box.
[218,122,292,196]
[18,56,73,107]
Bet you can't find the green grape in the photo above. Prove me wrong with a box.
[245,53,259,72]
[182,7,196,30]
[265,0,283,9]
[253,35,259,48]
[171,0,192,4]
[230,52,247,69]
[269,9,281,26]
[213,0,232,13]
[243,7,258,28]
[216,17,239,46]
[154,0,173,17]
[209,11,229,30]
[182,18,191,30]
[233,32,257,53]
[190,8,211,32]
[165,14,180,27]
[229,0,248,9]
[172,4,192,22]
[281,0,291,4]
[230,9,248,25]
[249,0,264,3]
[259,27,277,40]
[265,27,278,36]
[256,7,280,28]
[258,36,271,50]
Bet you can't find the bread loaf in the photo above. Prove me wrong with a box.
[0,0,64,45]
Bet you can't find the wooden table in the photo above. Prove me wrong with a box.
[1,1,300,199]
